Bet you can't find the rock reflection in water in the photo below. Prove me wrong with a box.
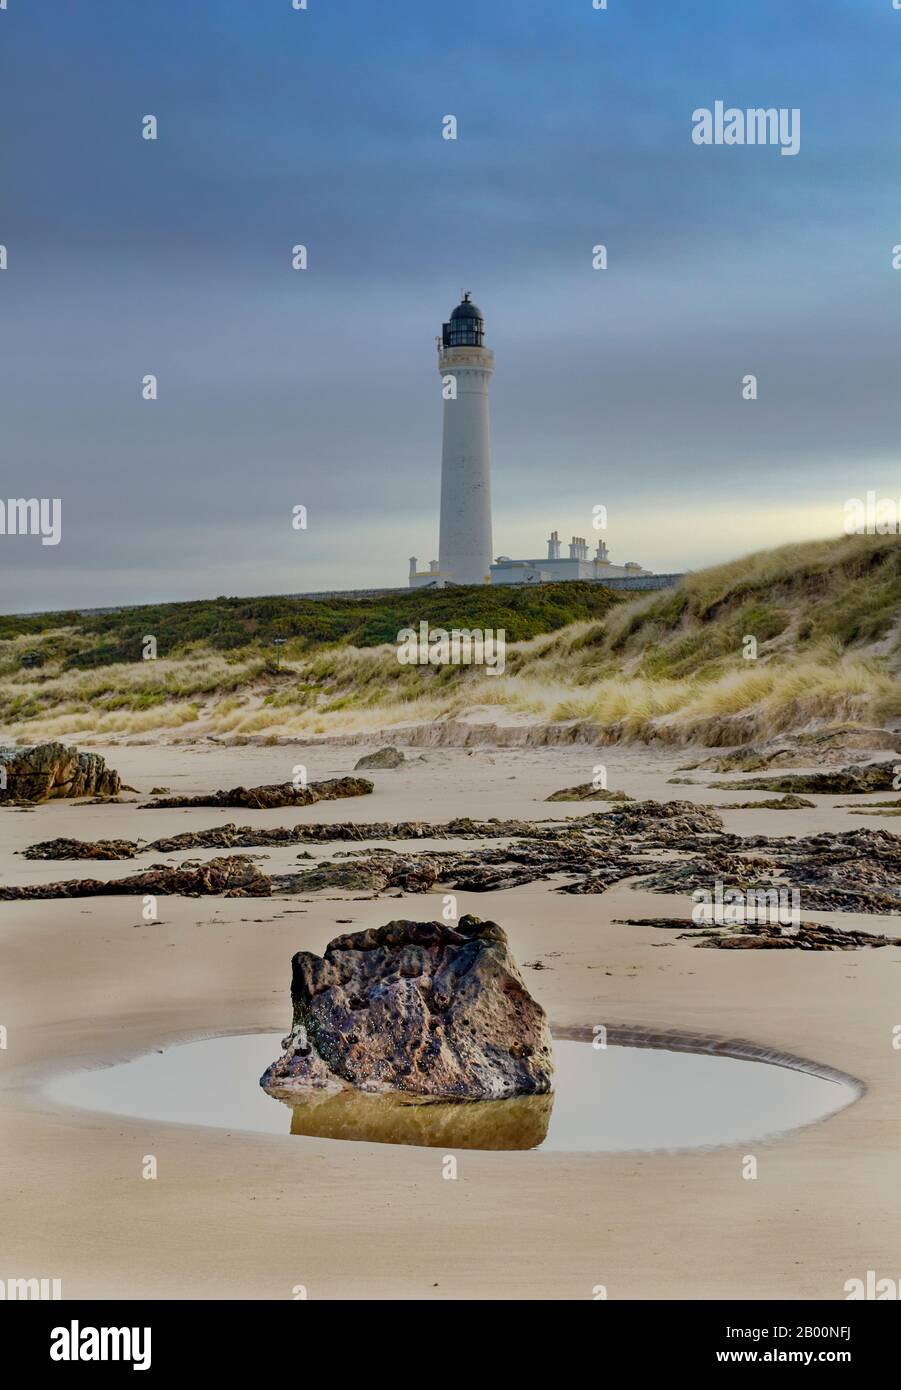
[271,1085,554,1150]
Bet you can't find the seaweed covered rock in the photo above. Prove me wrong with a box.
[545,784,632,802]
[720,794,815,810]
[718,761,898,795]
[0,855,270,900]
[273,854,441,895]
[140,776,373,810]
[261,915,553,1100]
[22,836,139,861]
[0,743,120,803]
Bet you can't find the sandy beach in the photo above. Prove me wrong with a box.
[2,740,899,1300]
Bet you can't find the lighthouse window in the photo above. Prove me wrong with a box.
[448,321,482,347]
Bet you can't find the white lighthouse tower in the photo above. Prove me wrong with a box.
[436,292,494,585]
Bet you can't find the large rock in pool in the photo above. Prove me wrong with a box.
[261,915,554,1100]
[0,742,120,802]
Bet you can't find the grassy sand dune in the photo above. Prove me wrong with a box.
[2,533,899,745]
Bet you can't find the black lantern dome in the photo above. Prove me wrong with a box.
[442,292,485,348]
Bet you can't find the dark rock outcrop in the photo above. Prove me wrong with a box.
[20,812,650,860]
[22,836,139,861]
[545,784,632,802]
[679,728,901,773]
[0,743,120,803]
[699,924,901,949]
[261,915,554,1099]
[635,826,901,915]
[139,775,373,809]
[152,822,318,851]
[353,747,405,770]
[614,917,901,950]
[149,816,551,850]
[717,761,898,795]
[720,795,815,810]
[0,855,270,900]
[594,799,725,839]
[17,800,901,921]
[272,839,653,897]
[273,853,441,896]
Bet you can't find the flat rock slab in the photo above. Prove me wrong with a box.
[261,915,554,1100]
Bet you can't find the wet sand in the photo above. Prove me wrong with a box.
[1,743,900,1299]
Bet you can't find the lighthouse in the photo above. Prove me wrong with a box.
[436,292,494,585]
[407,292,657,591]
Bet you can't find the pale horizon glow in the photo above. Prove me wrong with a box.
[2,1,899,613]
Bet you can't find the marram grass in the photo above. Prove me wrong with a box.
[3,532,900,746]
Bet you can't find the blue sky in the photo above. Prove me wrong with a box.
[1,0,900,609]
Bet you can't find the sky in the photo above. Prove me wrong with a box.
[1,0,900,611]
